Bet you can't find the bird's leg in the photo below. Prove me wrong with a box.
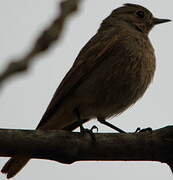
[74,108,97,140]
[97,118,126,133]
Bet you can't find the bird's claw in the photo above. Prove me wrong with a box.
[80,126,98,141]
[135,127,152,133]
[135,127,141,133]
[90,125,99,133]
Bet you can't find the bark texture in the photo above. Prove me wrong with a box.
[0,126,172,165]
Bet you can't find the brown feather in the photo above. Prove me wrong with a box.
[2,3,170,178]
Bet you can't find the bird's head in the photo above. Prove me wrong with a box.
[100,3,171,34]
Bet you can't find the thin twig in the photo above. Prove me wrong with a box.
[0,0,81,87]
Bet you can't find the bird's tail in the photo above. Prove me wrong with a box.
[1,156,30,179]
[1,110,81,178]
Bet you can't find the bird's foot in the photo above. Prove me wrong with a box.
[80,125,98,141]
[135,127,152,133]
[90,125,99,133]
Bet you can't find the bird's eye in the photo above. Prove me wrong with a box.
[136,11,145,18]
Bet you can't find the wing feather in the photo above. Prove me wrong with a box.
[37,30,119,128]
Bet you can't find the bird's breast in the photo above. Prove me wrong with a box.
[106,35,156,115]
[74,34,156,119]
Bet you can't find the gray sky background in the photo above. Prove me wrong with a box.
[0,0,173,179]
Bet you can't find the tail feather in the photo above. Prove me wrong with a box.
[1,112,79,178]
[1,156,30,179]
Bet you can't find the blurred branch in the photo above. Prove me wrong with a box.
[0,0,81,87]
[0,126,173,167]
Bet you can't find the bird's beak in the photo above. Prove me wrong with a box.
[153,18,171,25]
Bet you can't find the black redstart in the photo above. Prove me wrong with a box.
[1,3,171,178]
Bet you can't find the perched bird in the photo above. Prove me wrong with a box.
[1,3,171,179]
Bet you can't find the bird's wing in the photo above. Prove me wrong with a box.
[37,30,120,129]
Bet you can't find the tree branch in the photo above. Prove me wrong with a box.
[0,126,173,165]
[0,0,81,87]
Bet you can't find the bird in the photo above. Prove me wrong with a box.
[1,3,171,179]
